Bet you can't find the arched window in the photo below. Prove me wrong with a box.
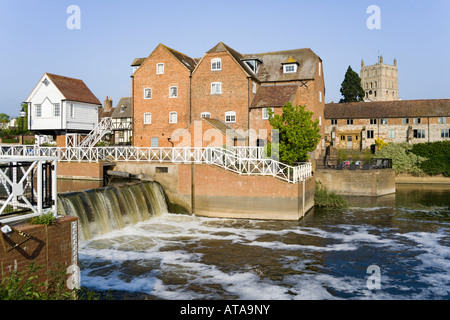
[169,111,177,123]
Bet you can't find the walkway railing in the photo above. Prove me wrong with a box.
[0,146,312,184]
[0,156,57,224]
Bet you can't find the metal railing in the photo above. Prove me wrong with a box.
[0,146,312,184]
[0,156,57,224]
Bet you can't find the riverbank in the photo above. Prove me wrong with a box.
[395,173,450,184]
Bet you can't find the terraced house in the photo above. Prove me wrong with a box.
[324,99,450,150]
[131,42,325,156]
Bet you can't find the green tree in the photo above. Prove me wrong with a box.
[339,66,365,103]
[267,103,321,165]
[0,113,10,128]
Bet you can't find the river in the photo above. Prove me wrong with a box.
[67,182,449,300]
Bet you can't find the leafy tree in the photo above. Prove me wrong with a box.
[0,113,10,128]
[267,103,321,165]
[339,66,365,103]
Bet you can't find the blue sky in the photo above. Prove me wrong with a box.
[0,0,449,117]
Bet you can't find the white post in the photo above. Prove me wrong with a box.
[37,160,43,214]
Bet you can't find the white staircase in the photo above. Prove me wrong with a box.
[78,117,112,147]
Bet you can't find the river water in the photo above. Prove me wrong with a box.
[75,183,450,300]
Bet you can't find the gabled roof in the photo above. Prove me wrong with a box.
[204,42,258,81]
[131,44,197,74]
[202,117,246,140]
[325,99,450,119]
[251,84,298,108]
[111,97,132,118]
[45,73,101,105]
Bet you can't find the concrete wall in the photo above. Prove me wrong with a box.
[114,162,315,220]
[315,169,396,196]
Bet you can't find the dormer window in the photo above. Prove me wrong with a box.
[283,64,297,73]
[242,59,262,74]
[282,57,299,74]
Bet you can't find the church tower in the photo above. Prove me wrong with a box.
[360,56,399,101]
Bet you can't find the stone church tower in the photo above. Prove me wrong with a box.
[360,56,399,101]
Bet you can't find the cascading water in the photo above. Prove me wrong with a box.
[58,181,168,240]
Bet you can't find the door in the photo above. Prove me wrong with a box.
[346,136,353,150]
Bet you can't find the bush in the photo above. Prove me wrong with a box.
[314,182,347,208]
[411,141,450,176]
[375,142,426,176]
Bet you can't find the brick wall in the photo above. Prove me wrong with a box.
[57,162,104,180]
[0,216,78,291]
[133,44,192,148]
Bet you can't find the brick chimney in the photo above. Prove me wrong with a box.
[104,96,113,111]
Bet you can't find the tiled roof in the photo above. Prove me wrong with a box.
[46,73,101,105]
[251,84,298,108]
[203,118,246,140]
[111,97,132,118]
[325,99,450,119]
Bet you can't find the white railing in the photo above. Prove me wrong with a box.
[0,156,57,224]
[0,146,312,183]
[78,117,112,147]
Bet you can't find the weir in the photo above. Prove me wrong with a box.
[58,181,168,240]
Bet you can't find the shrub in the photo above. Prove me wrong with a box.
[375,142,426,176]
[29,213,56,226]
[411,141,450,176]
[314,182,347,208]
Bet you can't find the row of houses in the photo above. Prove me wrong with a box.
[23,42,449,153]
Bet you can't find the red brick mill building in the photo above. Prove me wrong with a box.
[131,42,325,156]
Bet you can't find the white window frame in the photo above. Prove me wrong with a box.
[169,111,177,124]
[441,129,450,138]
[225,111,236,123]
[156,63,164,74]
[35,104,42,118]
[438,117,447,124]
[211,82,222,95]
[319,61,321,76]
[388,129,396,139]
[144,88,152,99]
[319,91,322,103]
[262,107,273,120]
[252,82,257,94]
[283,64,297,73]
[169,86,178,98]
[201,112,211,119]
[53,103,60,117]
[144,112,151,124]
[413,117,421,124]
[211,58,222,71]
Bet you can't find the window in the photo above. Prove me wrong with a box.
[388,129,396,139]
[370,119,377,125]
[367,130,374,139]
[438,117,447,124]
[340,135,345,141]
[380,118,388,125]
[35,104,42,117]
[144,88,152,99]
[319,91,322,103]
[211,58,221,71]
[211,82,222,95]
[413,117,421,124]
[43,78,49,86]
[441,129,450,138]
[225,111,236,123]
[156,63,164,74]
[283,64,297,73]
[169,86,178,98]
[252,82,257,94]
[413,129,425,139]
[53,103,60,117]
[402,118,409,125]
[318,61,321,76]
[262,107,273,120]
[347,119,353,125]
[201,112,211,118]
[144,112,151,124]
[169,112,177,123]
[70,103,75,118]
[243,59,261,74]
[331,119,337,125]
[151,137,159,148]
